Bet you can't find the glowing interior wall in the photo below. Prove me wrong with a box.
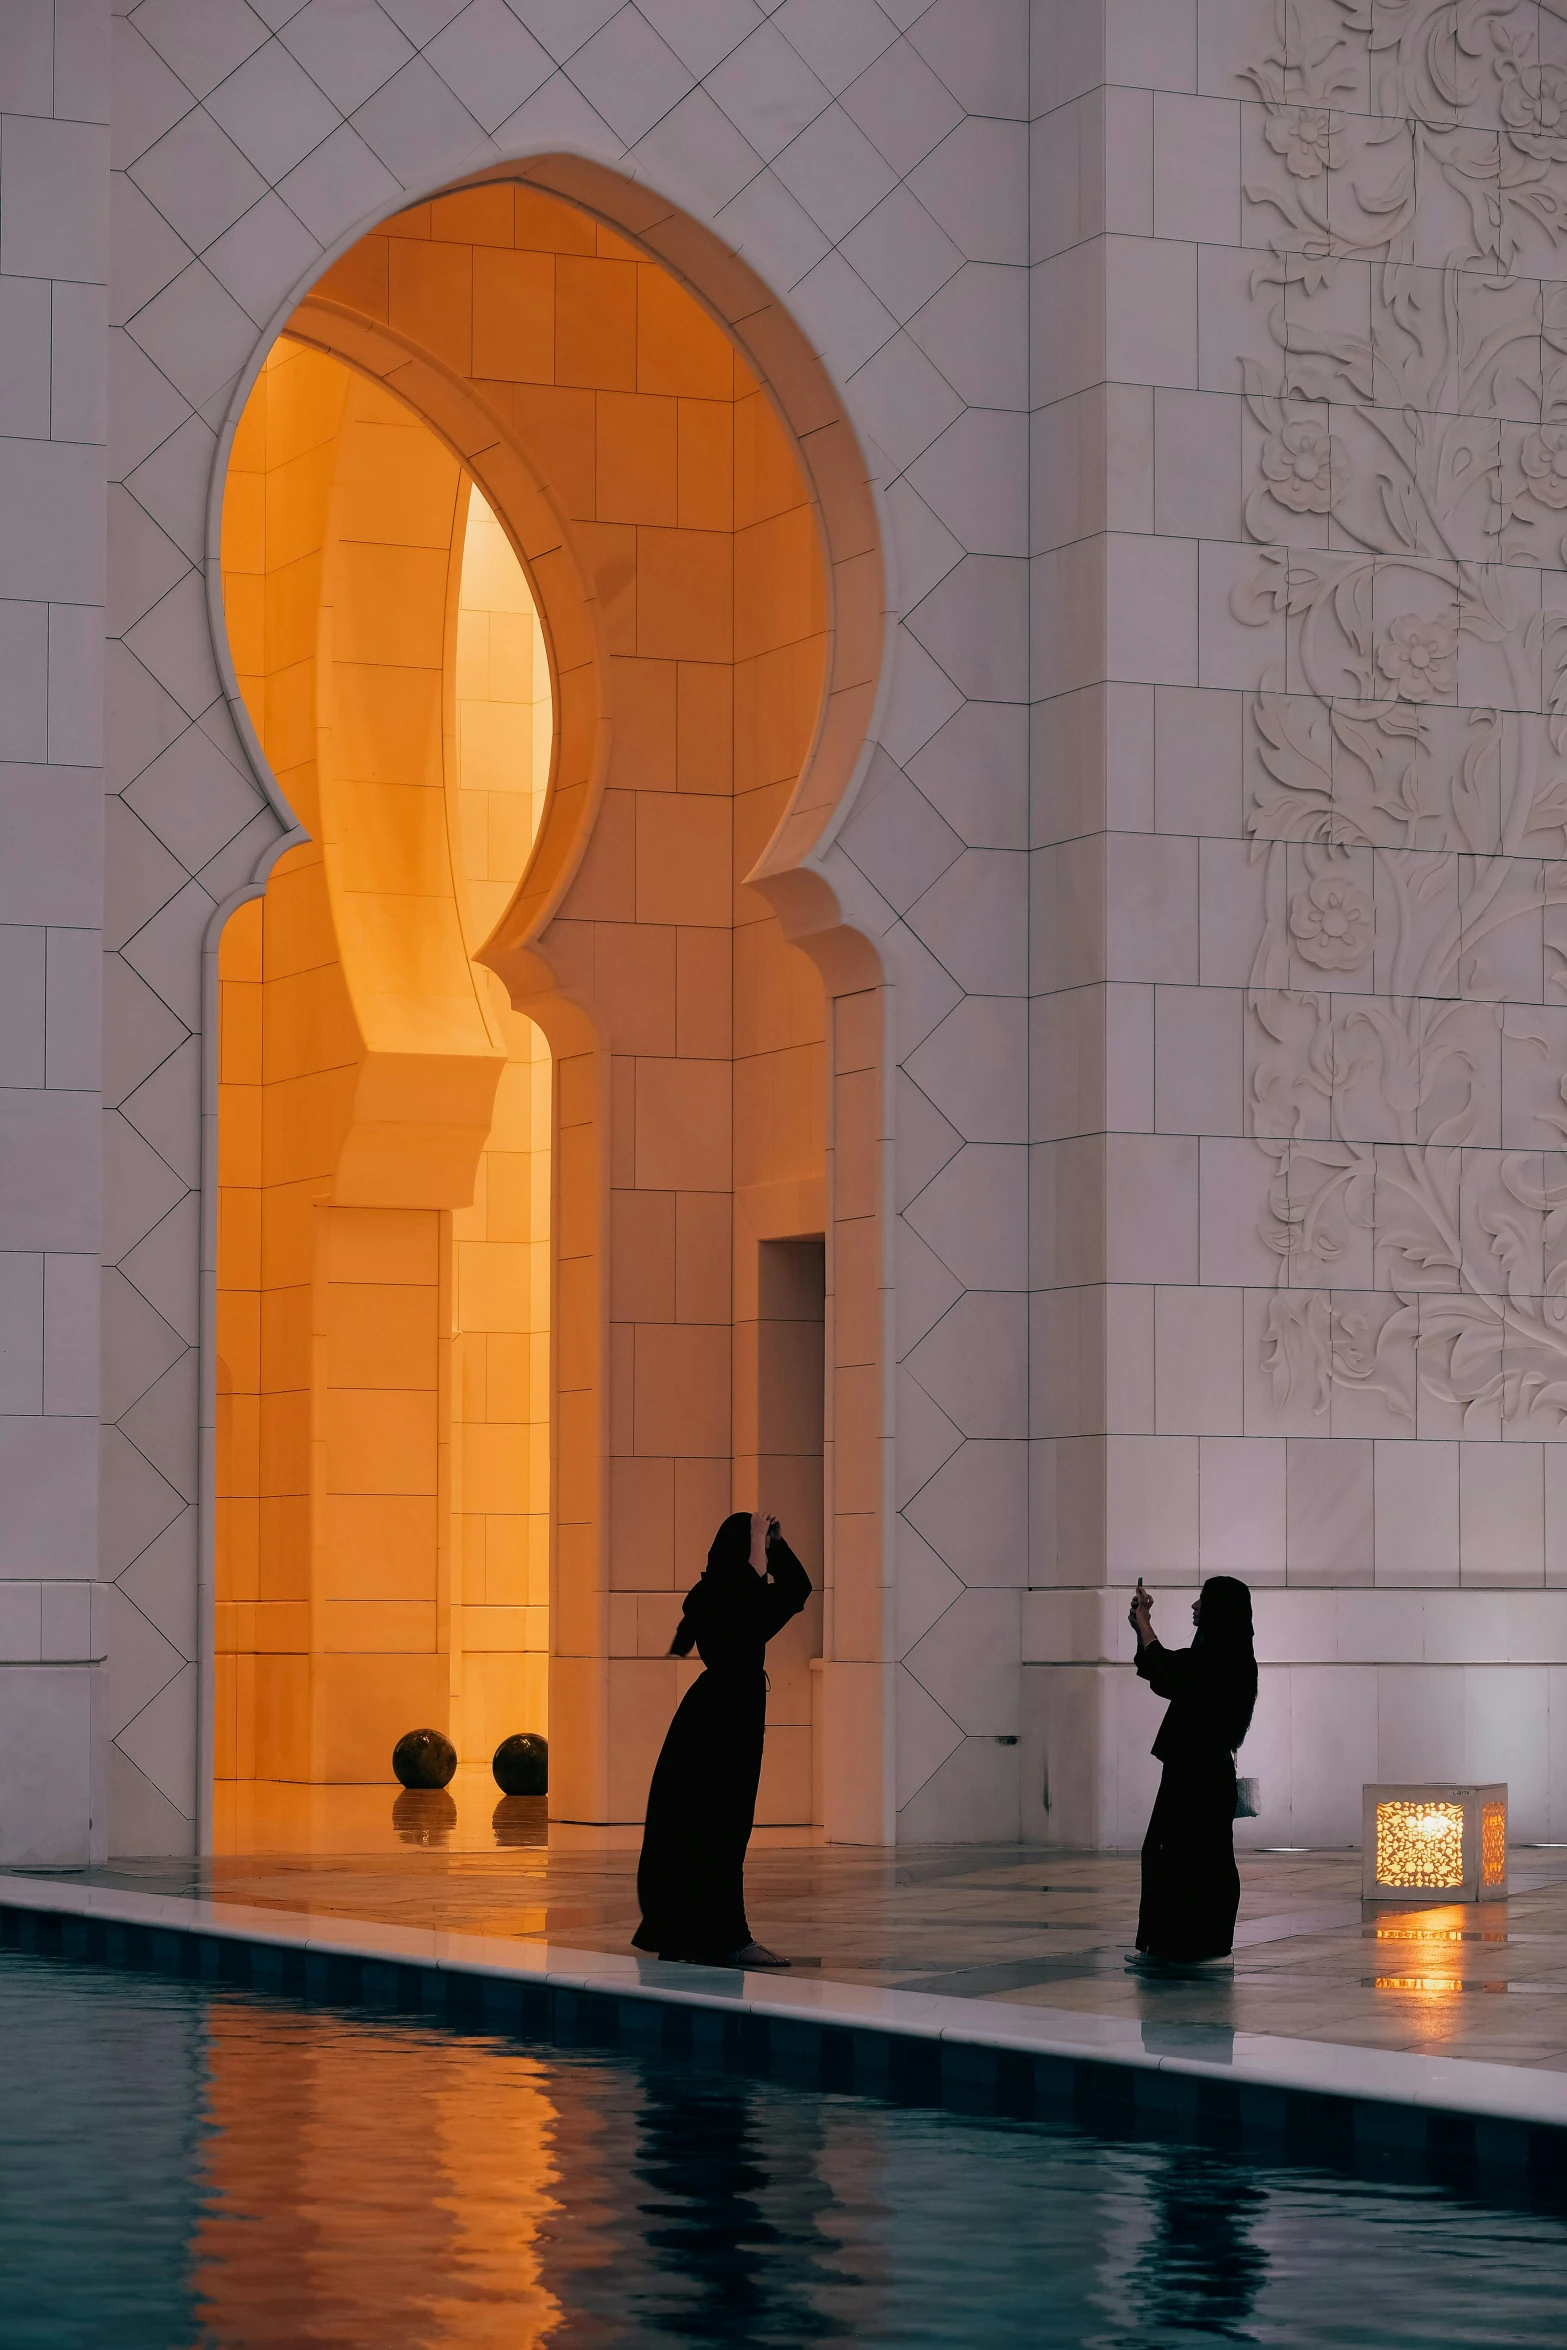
[448,488,553,1757]
[215,343,553,1805]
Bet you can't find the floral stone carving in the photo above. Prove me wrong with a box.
[1234,0,1567,1427]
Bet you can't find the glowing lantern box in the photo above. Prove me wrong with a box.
[1361,1784,1508,1904]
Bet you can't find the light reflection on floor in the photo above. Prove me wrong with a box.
[69,1828,1567,2079]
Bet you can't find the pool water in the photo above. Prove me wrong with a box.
[3,1950,1564,2347]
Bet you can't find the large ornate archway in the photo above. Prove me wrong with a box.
[209,168,889,1842]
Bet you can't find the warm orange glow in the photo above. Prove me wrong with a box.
[1375,1799,1464,1889]
[215,342,553,1810]
[215,180,851,1839]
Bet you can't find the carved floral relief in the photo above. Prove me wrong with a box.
[1234,0,1567,1426]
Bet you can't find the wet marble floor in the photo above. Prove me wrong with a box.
[61,1772,1567,2080]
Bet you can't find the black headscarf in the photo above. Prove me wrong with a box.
[1192,1574,1257,1748]
[668,1513,754,1656]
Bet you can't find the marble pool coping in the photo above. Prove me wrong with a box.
[5,1868,1566,2183]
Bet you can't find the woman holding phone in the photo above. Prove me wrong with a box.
[633,1509,810,1969]
[1126,1574,1257,1972]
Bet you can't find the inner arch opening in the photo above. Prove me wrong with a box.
[213,339,555,1848]
[209,173,878,1854]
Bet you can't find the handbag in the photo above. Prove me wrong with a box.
[1234,1769,1260,1820]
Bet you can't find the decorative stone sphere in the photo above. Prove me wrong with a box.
[392,1726,456,1789]
[492,1732,548,1797]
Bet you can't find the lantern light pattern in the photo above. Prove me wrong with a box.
[1362,1784,1507,1903]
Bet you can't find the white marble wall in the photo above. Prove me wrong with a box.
[7,0,1562,1859]
[0,0,110,1866]
[1028,0,1567,1845]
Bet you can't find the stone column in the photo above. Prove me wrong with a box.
[1029,0,1567,1848]
[0,0,110,1866]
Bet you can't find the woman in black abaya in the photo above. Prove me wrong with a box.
[1126,1575,1257,1972]
[633,1511,810,1968]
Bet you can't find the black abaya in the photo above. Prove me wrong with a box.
[1134,1638,1246,1961]
[634,1526,811,1962]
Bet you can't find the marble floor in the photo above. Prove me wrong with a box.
[65,1772,1567,2080]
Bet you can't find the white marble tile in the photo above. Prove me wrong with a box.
[894,1510,964,1654]
[905,1436,1028,1587]
[1104,1432,1199,1578]
[636,0,765,83]
[1154,1284,1242,1435]
[42,1254,99,1419]
[277,0,414,112]
[0,114,108,282]
[1375,1438,1460,1588]
[1105,232,1196,388]
[569,6,695,144]
[787,248,898,376]
[1460,1442,1545,1587]
[894,1659,964,1805]
[907,407,1027,556]
[1199,1434,1285,1580]
[903,1289,1028,1439]
[1152,90,1238,244]
[422,0,556,131]
[703,18,829,160]
[349,54,491,184]
[839,30,961,175]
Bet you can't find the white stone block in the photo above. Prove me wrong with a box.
[894,1659,964,1806]
[42,1253,98,1419]
[1105,233,1196,387]
[1104,829,1197,984]
[1105,0,1195,90]
[0,1255,44,1415]
[908,117,1027,265]
[788,249,898,376]
[839,26,962,175]
[0,1662,99,1864]
[0,114,108,282]
[704,20,828,162]
[349,56,491,187]
[894,1511,963,1655]
[1031,241,1106,406]
[40,1577,92,1662]
[274,120,402,241]
[1460,1442,1545,1586]
[906,0,1029,121]
[47,604,105,771]
[1105,531,1196,684]
[1289,1665,1376,1843]
[903,1289,1027,1438]
[1196,1136,1277,1285]
[904,1143,1027,1291]
[1105,1277,1154,1430]
[1105,1130,1198,1282]
[1199,1433,1285,1580]
[1102,85,1151,237]
[1287,1436,1373,1584]
[1152,90,1238,244]
[1031,538,1106,700]
[1154,984,1240,1136]
[50,282,108,448]
[423,0,555,133]
[1153,388,1240,541]
[906,1584,1022,1733]
[1105,1431,1199,1577]
[1154,1283,1241,1434]
[0,442,105,606]
[0,1414,97,1572]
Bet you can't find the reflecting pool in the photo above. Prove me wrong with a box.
[2,1948,1564,2347]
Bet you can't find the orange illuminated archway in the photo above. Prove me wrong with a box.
[213,169,889,1846]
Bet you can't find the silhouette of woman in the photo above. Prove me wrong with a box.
[1126,1575,1257,1971]
[634,1511,810,1968]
